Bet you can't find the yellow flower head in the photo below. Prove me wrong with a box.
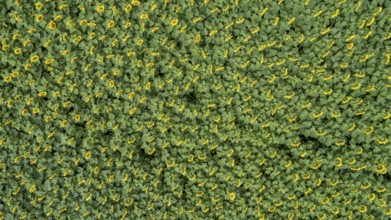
[30,55,39,63]
[45,58,54,65]
[54,15,62,21]
[195,34,201,43]
[48,21,57,30]
[29,184,36,192]
[171,19,179,26]
[85,151,91,160]
[229,192,235,200]
[2,45,9,51]
[35,2,43,10]
[79,19,88,26]
[75,35,82,42]
[12,34,21,40]
[22,109,28,116]
[11,72,19,77]
[93,166,99,174]
[38,91,47,97]
[14,48,22,55]
[97,5,105,12]
[89,32,95,39]
[107,20,115,28]
[53,91,60,97]
[132,0,141,6]
[128,92,135,99]
[35,14,44,22]
[33,107,40,114]
[29,79,35,86]
[129,107,137,115]
[136,39,144,46]
[3,76,12,83]
[125,22,132,29]
[151,4,158,11]
[145,82,151,90]
[140,14,148,19]
[24,64,31,70]
[124,4,132,12]
[113,69,120,76]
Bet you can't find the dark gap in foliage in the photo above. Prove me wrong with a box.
[297,45,304,53]
[278,143,294,158]
[155,69,166,77]
[343,134,352,147]
[71,7,81,18]
[103,130,113,138]
[232,154,241,165]
[175,39,183,49]
[298,134,318,143]
[210,149,217,157]
[77,121,87,130]
[329,19,336,28]
[68,106,75,113]
[41,46,47,53]
[184,91,197,104]
[106,94,125,102]
[140,147,155,159]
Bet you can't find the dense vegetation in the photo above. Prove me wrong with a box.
[0,0,390,219]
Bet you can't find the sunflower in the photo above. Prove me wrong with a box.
[124,22,132,29]
[48,21,57,30]
[107,20,115,28]
[124,4,132,12]
[96,5,105,12]
[14,48,22,55]
[140,14,148,19]
[3,76,12,83]
[85,151,91,160]
[229,193,236,200]
[30,55,40,63]
[35,2,43,10]
[132,0,140,6]
[11,72,19,77]
[170,19,179,26]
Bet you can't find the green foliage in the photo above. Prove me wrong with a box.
[0,0,391,219]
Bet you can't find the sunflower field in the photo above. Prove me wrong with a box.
[0,0,391,219]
